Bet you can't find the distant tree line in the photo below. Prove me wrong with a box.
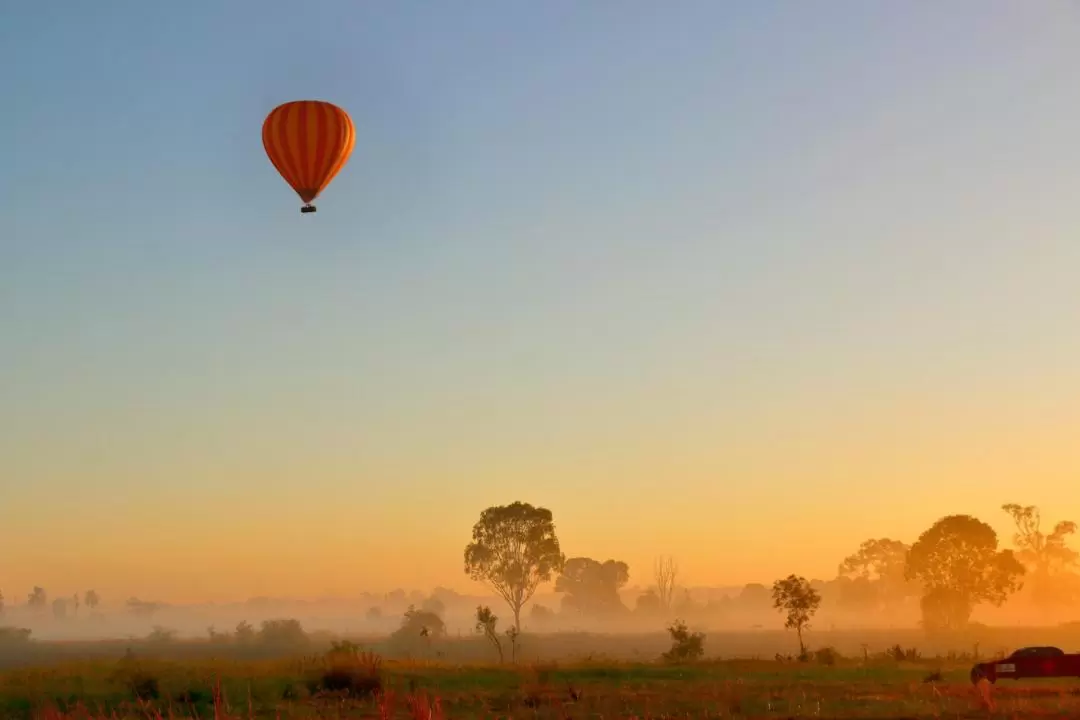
[2,500,1073,651]
[455,500,1075,641]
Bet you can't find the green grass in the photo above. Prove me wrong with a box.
[2,655,1080,719]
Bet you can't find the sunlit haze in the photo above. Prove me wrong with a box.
[3,2,1079,605]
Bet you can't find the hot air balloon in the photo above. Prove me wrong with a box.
[262,100,355,214]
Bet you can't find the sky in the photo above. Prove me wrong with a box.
[2,1,1080,604]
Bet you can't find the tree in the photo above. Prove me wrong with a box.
[257,618,309,649]
[420,595,446,618]
[737,583,771,610]
[27,587,47,610]
[235,620,255,644]
[635,588,662,615]
[475,605,503,663]
[654,556,678,611]
[463,501,564,632]
[391,605,446,655]
[52,597,68,621]
[1002,503,1079,606]
[772,574,821,657]
[905,514,1024,631]
[71,593,80,617]
[838,538,915,611]
[530,603,555,626]
[126,598,164,618]
[555,557,629,616]
[84,590,100,611]
[662,619,705,662]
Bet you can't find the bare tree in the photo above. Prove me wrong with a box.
[654,556,679,611]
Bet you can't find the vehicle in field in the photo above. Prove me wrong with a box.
[970,646,1080,684]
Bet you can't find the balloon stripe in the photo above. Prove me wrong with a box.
[296,101,311,191]
[321,113,353,194]
[262,117,290,189]
[266,112,297,195]
[318,110,345,195]
[275,104,303,198]
[311,103,331,196]
[287,106,311,201]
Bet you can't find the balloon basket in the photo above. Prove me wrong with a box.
[300,205,317,214]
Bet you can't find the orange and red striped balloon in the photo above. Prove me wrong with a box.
[262,100,355,214]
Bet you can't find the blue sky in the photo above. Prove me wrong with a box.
[2,2,1080,599]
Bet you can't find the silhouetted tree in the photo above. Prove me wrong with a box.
[365,606,383,622]
[420,595,446,617]
[772,575,821,657]
[234,620,255,644]
[529,603,554,626]
[737,583,771,610]
[474,605,503,663]
[662,619,705,662]
[207,625,231,644]
[838,538,915,611]
[71,593,80,617]
[146,626,177,644]
[0,627,31,645]
[84,590,100,611]
[258,617,311,651]
[905,514,1024,631]
[555,557,629,616]
[673,589,704,619]
[391,605,446,654]
[635,588,662,615]
[27,587,46,610]
[126,598,164,618]
[258,618,309,649]
[52,597,68,621]
[654,556,678,611]
[463,501,564,631]
[1002,503,1079,606]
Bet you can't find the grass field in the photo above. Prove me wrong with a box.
[2,651,1078,720]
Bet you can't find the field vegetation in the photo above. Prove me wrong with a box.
[4,500,1080,718]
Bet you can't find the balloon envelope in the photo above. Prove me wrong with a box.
[263,100,355,208]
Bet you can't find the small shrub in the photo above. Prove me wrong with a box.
[127,671,160,700]
[814,646,840,666]
[0,627,32,645]
[174,687,213,706]
[662,619,705,662]
[887,644,921,661]
[923,669,944,683]
[316,646,383,698]
[145,626,176,644]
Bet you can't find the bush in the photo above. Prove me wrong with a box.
[814,646,840,666]
[661,619,705,662]
[0,627,31,645]
[315,645,382,698]
[115,667,160,701]
[886,644,921,662]
[145,626,177,644]
[258,618,309,650]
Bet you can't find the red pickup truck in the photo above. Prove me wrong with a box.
[970,646,1080,684]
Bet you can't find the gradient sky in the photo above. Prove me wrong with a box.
[3,2,1080,604]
